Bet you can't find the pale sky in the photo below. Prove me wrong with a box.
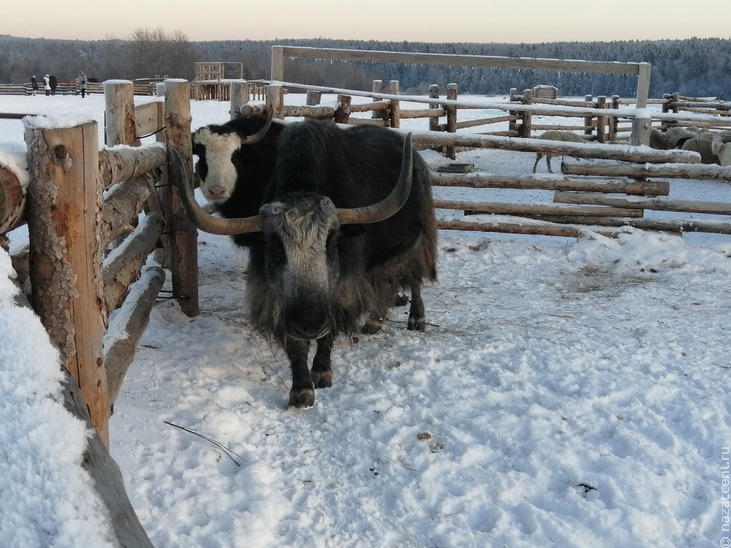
[4,0,730,43]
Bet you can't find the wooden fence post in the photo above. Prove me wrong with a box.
[520,89,533,138]
[104,80,136,146]
[631,109,652,146]
[446,83,458,159]
[266,83,284,118]
[229,80,250,120]
[636,62,651,108]
[389,80,401,128]
[609,95,620,141]
[583,94,594,137]
[25,121,109,446]
[163,80,199,317]
[428,84,440,132]
[596,95,607,143]
[271,45,284,81]
[306,90,322,106]
[335,94,351,124]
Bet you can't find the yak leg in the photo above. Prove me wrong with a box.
[407,281,426,331]
[311,333,333,389]
[285,337,315,408]
[532,153,543,173]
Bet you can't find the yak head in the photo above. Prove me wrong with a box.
[259,193,341,340]
[191,114,275,202]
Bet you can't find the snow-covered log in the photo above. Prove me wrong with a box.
[102,213,165,313]
[98,145,166,191]
[100,174,155,249]
[430,171,670,196]
[554,192,731,215]
[406,129,700,164]
[561,161,731,180]
[105,265,165,408]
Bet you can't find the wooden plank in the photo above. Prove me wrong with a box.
[554,191,731,215]
[561,161,731,180]
[405,129,700,164]
[437,218,620,238]
[430,172,670,196]
[434,199,643,218]
[134,100,164,138]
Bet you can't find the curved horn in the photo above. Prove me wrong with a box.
[169,147,263,235]
[336,132,414,225]
[239,109,275,145]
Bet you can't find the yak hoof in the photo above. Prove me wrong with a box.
[394,294,410,307]
[407,315,426,331]
[288,388,315,409]
[361,318,384,335]
[311,368,332,389]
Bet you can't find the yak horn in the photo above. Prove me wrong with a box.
[240,109,275,145]
[169,147,263,235]
[336,132,414,225]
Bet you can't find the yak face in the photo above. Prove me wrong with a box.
[192,127,242,202]
[261,192,341,341]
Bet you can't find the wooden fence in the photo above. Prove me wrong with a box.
[269,45,652,108]
[0,79,160,96]
[232,81,731,238]
[1,80,198,446]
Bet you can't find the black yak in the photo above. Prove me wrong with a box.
[173,117,437,408]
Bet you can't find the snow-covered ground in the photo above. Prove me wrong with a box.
[1,92,730,547]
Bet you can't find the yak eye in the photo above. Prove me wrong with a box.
[268,233,287,267]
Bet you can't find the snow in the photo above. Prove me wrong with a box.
[1,92,730,547]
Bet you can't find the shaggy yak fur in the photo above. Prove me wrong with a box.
[192,117,437,408]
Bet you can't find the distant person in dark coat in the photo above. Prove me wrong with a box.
[49,75,57,95]
[43,75,50,96]
[30,75,38,95]
[77,70,87,98]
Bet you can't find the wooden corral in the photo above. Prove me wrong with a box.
[192,62,265,101]
[0,79,201,546]
[2,80,198,447]
[232,80,731,238]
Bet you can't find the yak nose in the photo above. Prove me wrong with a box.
[204,184,228,200]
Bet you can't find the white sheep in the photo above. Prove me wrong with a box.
[681,137,722,164]
[664,127,699,149]
[532,130,585,173]
[711,140,731,166]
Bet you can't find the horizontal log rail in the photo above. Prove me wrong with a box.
[270,46,651,107]
[430,172,670,196]
[554,192,731,215]
[404,128,700,163]
[561,161,731,180]
[436,217,620,238]
[99,145,167,190]
[435,199,643,218]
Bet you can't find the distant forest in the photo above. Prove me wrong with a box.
[0,33,729,99]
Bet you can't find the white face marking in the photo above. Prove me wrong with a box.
[194,128,242,202]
